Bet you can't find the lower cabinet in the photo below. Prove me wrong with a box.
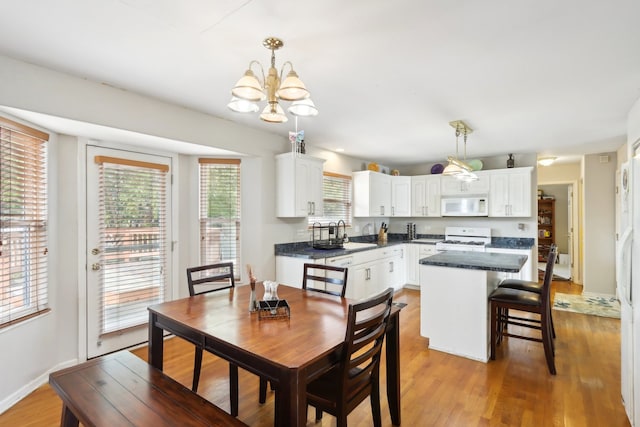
[275,256,325,288]
[346,247,404,300]
[406,244,438,287]
[276,246,406,301]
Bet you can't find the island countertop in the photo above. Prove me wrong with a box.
[420,251,527,273]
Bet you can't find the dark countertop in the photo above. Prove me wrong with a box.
[419,251,527,273]
[274,235,534,260]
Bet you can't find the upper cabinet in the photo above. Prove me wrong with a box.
[391,176,412,217]
[411,175,441,217]
[353,171,391,217]
[440,171,490,196]
[276,152,325,217]
[488,167,533,217]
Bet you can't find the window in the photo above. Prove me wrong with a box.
[198,159,241,279]
[0,116,50,328]
[309,172,352,227]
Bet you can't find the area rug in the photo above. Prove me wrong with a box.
[553,293,620,319]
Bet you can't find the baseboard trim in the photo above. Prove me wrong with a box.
[0,358,78,415]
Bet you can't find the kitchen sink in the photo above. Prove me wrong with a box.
[342,242,378,250]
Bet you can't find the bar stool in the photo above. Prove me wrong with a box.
[488,245,558,374]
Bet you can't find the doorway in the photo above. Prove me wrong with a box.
[86,145,172,358]
[538,183,575,280]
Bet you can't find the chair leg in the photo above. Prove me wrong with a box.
[315,407,323,421]
[541,311,556,375]
[229,363,239,417]
[192,347,203,392]
[370,379,382,427]
[490,302,498,360]
[259,378,268,404]
[550,304,556,339]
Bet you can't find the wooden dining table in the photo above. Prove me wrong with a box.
[148,284,402,427]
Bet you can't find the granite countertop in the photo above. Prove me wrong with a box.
[274,235,535,259]
[419,251,527,273]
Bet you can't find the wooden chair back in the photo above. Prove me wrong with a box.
[540,244,558,309]
[338,288,394,408]
[302,263,349,297]
[186,262,235,296]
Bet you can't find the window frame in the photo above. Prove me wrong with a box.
[308,171,353,228]
[0,116,50,328]
[197,158,241,280]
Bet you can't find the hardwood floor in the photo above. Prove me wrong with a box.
[0,280,630,426]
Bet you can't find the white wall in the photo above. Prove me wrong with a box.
[0,53,291,411]
[582,152,617,296]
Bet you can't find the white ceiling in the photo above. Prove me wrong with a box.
[1,0,639,165]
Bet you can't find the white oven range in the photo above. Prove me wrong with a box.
[435,227,492,252]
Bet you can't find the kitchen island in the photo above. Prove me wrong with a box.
[419,251,527,362]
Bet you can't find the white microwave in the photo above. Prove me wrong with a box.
[441,197,488,217]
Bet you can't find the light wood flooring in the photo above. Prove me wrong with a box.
[0,280,630,426]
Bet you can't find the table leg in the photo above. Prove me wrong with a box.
[60,404,79,427]
[148,312,164,370]
[386,313,401,425]
[277,369,307,427]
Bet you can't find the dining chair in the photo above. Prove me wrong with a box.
[302,263,349,297]
[488,245,558,375]
[186,262,240,416]
[305,287,394,427]
[496,243,558,338]
[259,262,349,405]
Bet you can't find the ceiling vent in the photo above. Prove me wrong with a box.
[599,155,610,163]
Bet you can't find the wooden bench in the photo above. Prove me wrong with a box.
[49,350,247,427]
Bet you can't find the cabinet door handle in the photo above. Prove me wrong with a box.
[422,206,425,216]
[391,206,395,216]
[380,206,384,215]
[312,202,315,215]
[366,268,371,280]
[389,261,394,273]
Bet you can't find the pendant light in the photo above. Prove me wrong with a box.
[442,120,477,181]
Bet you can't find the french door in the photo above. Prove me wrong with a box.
[86,146,172,358]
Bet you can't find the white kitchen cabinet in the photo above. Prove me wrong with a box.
[353,171,391,217]
[276,256,326,288]
[353,171,412,217]
[391,176,412,217]
[485,247,535,281]
[488,167,533,217]
[411,175,441,217]
[381,246,405,289]
[405,244,419,285]
[276,152,325,217]
[440,170,490,196]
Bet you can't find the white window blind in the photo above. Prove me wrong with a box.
[309,172,352,226]
[199,159,241,279]
[95,156,168,335]
[0,117,50,328]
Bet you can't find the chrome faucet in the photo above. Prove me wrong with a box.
[337,220,347,243]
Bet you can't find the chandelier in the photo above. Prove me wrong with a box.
[442,120,478,182]
[227,37,318,123]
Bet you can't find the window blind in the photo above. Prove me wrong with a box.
[198,159,241,279]
[95,156,168,335]
[0,117,50,328]
[309,172,352,226]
